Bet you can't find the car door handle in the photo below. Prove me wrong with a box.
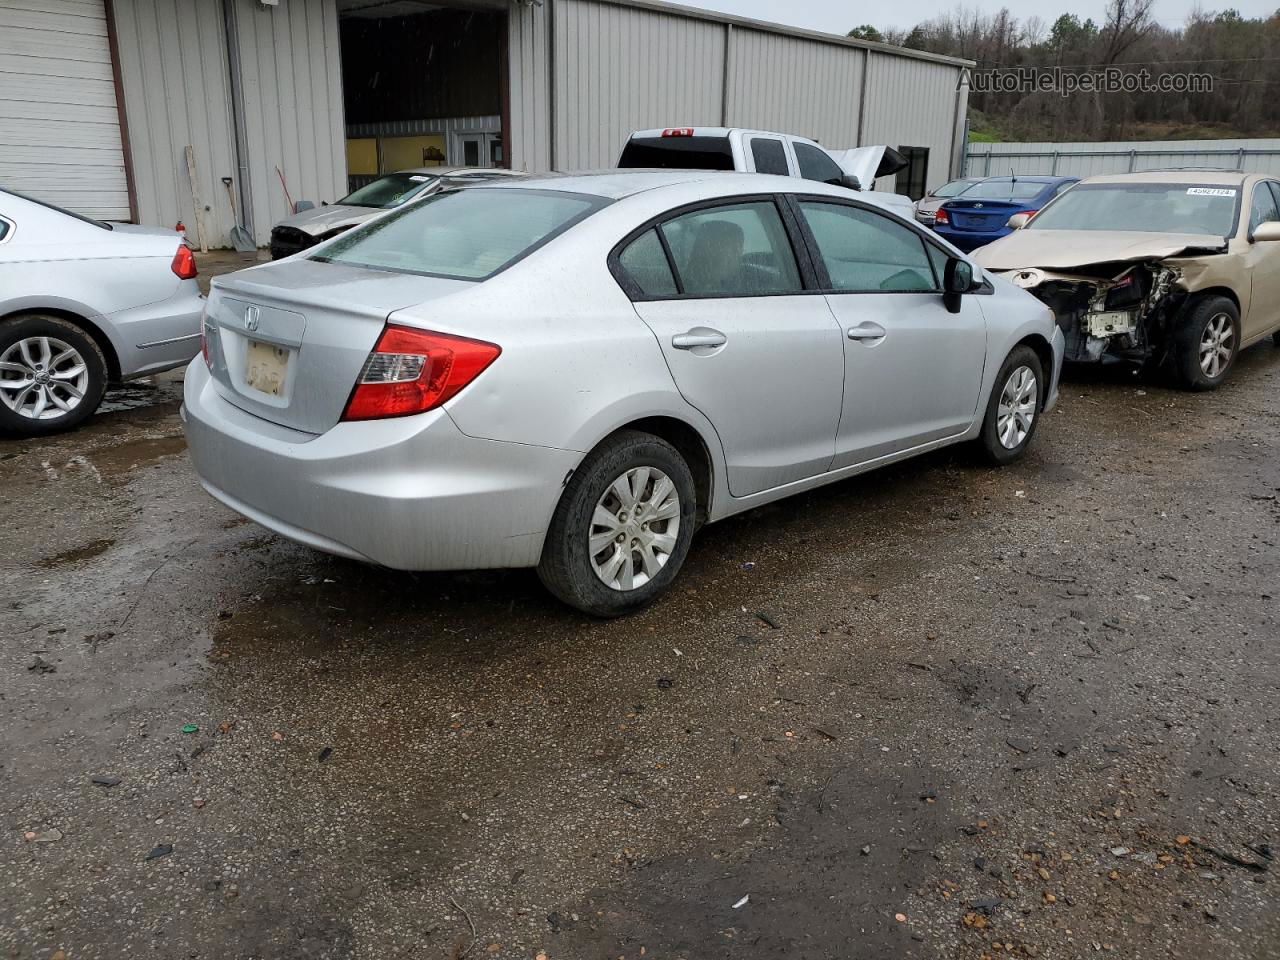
[672,331,728,350]
[847,322,887,341]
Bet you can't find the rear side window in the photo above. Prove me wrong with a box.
[799,200,938,292]
[616,228,677,297]
[750,138,789,176]
[794,143,844,184]
[312,188,606,280]
[618,136,734,170]
[659,200,801,297]
[0,217,10,242]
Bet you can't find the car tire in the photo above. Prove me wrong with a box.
[976,344,1044,466]
[538,430,697,617]
[0,314,108,437]
[1170,295,1239,391]
[1271,329,1280,347]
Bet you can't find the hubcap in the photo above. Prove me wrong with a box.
[1199,313,1234,378]
[996,365,1037,450]
[0,336,89,421]
[589,466,681,591]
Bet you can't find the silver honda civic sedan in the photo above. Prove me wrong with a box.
[183,171,1064,615]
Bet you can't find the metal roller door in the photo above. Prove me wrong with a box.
[0,0,131,220]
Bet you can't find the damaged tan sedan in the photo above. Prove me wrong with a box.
[974,171,1280,389]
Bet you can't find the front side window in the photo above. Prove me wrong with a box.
[799,201,938,292]
[750,138,789,176]
[794,143,844,184]
[616,228,677,297]
[313,188,606,280]
[0,217,11,242]
[1249,181,1280,233]
[659,200,802,297]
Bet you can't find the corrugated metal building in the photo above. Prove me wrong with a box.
[966,139,1280,179]
[1,0,970,247]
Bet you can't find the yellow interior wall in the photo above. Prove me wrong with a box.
[345,138,378,176]
[380,135,448,172]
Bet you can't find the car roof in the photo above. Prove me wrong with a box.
[1079,170,1251,186]
[471,169,928,204]
[628,127,816,142]
[396,166,521,177]
[972,176,1075,184]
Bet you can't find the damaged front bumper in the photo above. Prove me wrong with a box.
[997,262,1186,363]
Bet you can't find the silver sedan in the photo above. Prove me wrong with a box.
[183,172,1064,615]
[0,189,204,435]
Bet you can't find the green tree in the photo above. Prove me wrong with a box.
[846,24,884,42]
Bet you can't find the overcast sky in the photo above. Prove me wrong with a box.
[700,0,1275,35]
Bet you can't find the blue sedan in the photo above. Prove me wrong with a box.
[933,176,1079,251]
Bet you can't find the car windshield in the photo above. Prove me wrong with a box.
[337,173,440,209]
[933,179,978,198]
[959,179,1050,201]
[1028,182,1239,236]
[312,187,608,280]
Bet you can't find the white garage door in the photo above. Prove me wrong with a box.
[0,0,131,221]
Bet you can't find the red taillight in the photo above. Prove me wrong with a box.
[661,128,694,137]
[934,207,950,225]
[1014,209,1039,220]
[341,325,500,421]
[172,245,197,279]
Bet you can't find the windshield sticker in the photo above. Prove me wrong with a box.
[1186,188,1236,197]
[409,175,431,182]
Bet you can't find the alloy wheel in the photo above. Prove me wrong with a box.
[996,365,1037,450]
[0,336,90,421]
[1199,313,1235,378]
[589,466,681,591]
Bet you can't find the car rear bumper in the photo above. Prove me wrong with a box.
[181,360,579,570]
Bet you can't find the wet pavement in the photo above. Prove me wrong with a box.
[2,346,1279,960]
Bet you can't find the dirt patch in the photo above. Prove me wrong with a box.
[37,537,115,569]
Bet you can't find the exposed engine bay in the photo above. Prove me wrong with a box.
[1001,261,1186,363]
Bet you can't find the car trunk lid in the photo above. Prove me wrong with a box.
[943,198,1027,232]
[203,259,473,435]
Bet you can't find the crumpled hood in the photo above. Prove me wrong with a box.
[974,229,1227,270]
[826,145,908,190]
[272,204,375,237]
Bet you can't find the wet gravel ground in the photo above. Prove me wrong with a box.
[2,347,1279,960]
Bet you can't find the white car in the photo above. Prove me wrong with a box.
[0,189,204,435]
[619,127,913,216]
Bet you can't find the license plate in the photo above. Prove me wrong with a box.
[245,340,289,396]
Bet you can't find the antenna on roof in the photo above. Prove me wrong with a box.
[1010,166,1016,184]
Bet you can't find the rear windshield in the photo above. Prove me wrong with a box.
[1028,182,1240,237]
[311,188,608,280]
[1,188,111,229]
[618,136,734,171]
[960,179,1050,201]
[337,172,439,209]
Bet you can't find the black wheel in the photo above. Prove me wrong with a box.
[976,344,1044,465]
[0,314,108,437]
[1271,329,1280,347]
[1170,295,1239,391]
[537,430,697,617]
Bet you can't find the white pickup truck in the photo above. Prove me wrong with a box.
[618,127,913,217]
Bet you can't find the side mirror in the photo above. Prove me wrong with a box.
[294,199,316,213]
[1007,213,1031,230]
[836,174,862,191]
[1252,220,1280,242]
[943,257,973,314]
